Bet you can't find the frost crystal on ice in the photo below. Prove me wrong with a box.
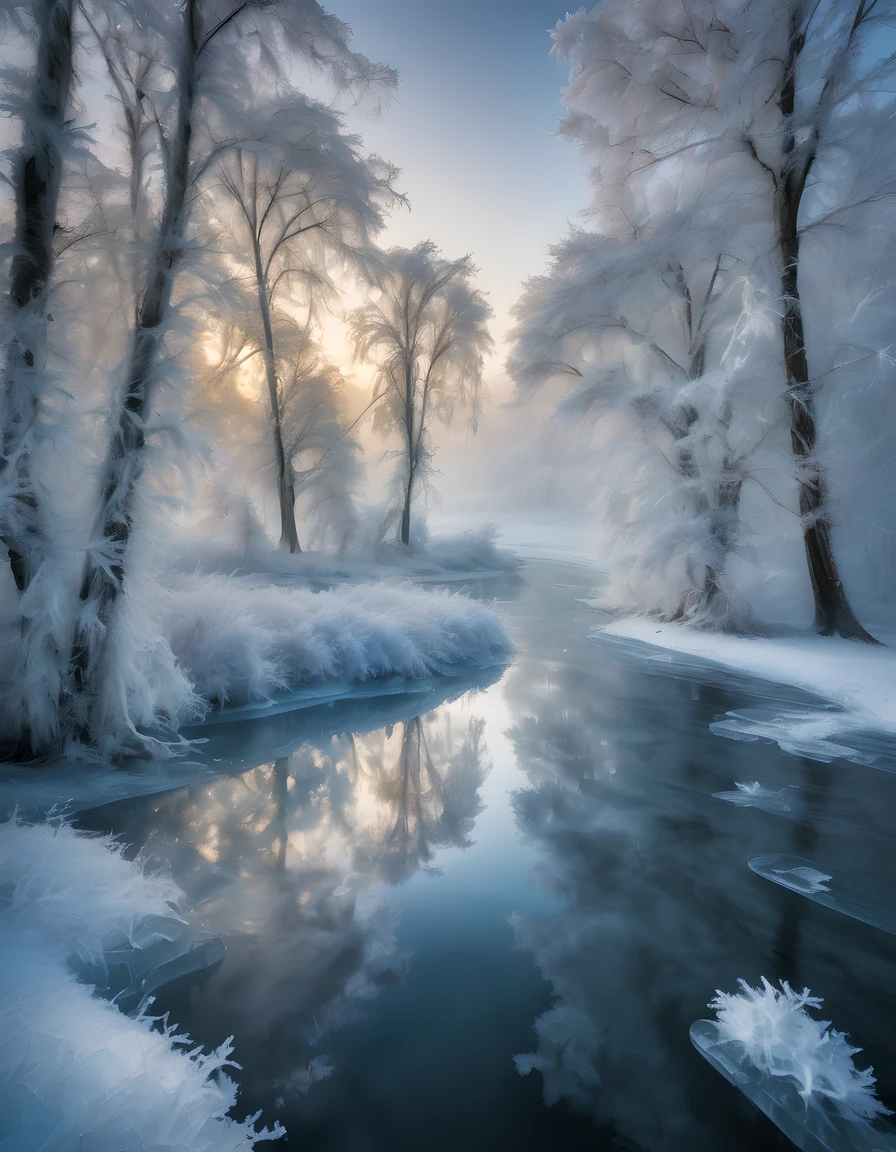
[703,978,889,1120]
[713,780,793,813]
[779,867,833,894]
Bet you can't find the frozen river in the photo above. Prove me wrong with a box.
[71,557,896,1150]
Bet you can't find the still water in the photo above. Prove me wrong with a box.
[77,559,896,1151]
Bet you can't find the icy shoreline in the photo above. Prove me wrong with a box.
[596,617,896,766]
[0,819,283,1150]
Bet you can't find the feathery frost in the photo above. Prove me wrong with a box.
[0,816,283,1149]
[158,574,514,709]
[708,978,889,1121]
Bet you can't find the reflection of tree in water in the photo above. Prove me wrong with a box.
[82,700,491,1117]
[354,714,491,883]
[502,655,846,1152]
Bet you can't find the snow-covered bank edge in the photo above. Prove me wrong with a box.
[595,617,896,767]
[0,527,517,760]
[0,818,282,1150]
[0,661,507,821]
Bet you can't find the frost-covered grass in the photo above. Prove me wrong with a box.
[159,574,514,709]
[429,511,600,566]
[164,518,521,584]
[374,525,523,577]
[705,978,889,1122]
[0,538,514,760]
[0,816,182,954]
[598,618,896,765]
[0,818,281,1150]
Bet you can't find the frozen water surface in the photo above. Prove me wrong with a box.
[3,558,896,1150]
[714,780,797,814]
[750,854,896,936]
[691,1016,896,1152]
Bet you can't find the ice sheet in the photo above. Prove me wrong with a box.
[750,854,896,935]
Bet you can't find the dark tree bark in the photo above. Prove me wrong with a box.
[252,238,301,553]
[776,9,878,642]
[399,462,414,546]
[0,0,75,591]
[399,361,416,546]
[71,0,200,695]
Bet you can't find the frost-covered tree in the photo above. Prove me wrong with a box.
[212,118,397,551]
[349,242,492,546]
[728,0,891,640]
[529,0,895,636]
[199,316,363,552]
[69,0,396,741]
[0,0,130,754]
[0,0,76,594]
[509,215,761,626]
[511,5,775,625]
[279,339,364,551]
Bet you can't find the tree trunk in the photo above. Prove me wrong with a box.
[277,469,300,552]
[253,242,300,553]
[666,276,745,625]
[400,360,415,546]
[71,0,199,700]
[399,470,413,546]
[666,403,745,626]
[777,15,877,643]
[701,471,744,609]
[0,0,75,591]
[780,239,876,639]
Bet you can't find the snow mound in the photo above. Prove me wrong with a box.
[704,978,888,1120]
[158,574,514,709]
[0,817,281,1150]
[0,816,183,950]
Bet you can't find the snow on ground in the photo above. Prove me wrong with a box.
[163,521,521,586]
[0,818,282,1150]
[427,512,600,568]
[598,618,896,767]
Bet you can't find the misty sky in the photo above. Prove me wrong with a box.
[335,0,588,394]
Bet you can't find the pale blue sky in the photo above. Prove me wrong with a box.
[334,0,589,387]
